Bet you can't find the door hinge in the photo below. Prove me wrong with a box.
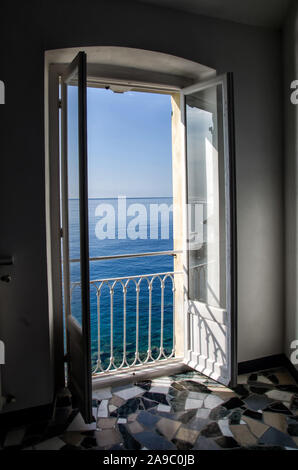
[58,99,62,109]
[60,228,63,238]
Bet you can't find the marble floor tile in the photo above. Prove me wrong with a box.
[117,418,127,424]
[196,408,211,419]
[263,411,288,433]
[181,380,210,393]
[93,387,112,400]
[244,394,274,411]
[92,406,98,421]
[218,419,234,437]
[113,385,144,400]
[97,417,117,429]
[228,409,243,425]
[113,398,141,417]
[264,402,292,414]
[237,374,250,384]
[151,377,172,386]
[215,436,240,448]
[143,391,169,405]
[171,439,193,450]
[187,417,209,432]
[96,428,123,448]
[118,424,141,450]
[275,371,297,385]
[179,409,197,424]
[175,426,200,444]
[290,396,298,411]
[200,422,222,438]
[97,399,109,418]
[157,404,171,413]
[230,424,257,447]
[128,412,139,422]
[81,436,97,449]
[188,391,209,400]
[207,384,228,391]
[3,365,297,452]
[266,389,293,402]
[137,410,160,427]
[209,406,229,420]
[136,380,152,391]
[259,427,297,448]
[156,417,181,440]
[61,431,83,446]
[127,421,144,434]
[171,395,188,412]
[150,385,170,394]
[256,375,275,385]
[242,416,269,438]
[135,431,176,450]
[67,413,96,432]
[233,384,250,399]
[185,398,203,410]
[141,397,159,410]
[193,435,221,450]
[4,427,26,447]
[243,409,263,421]
[287,421,298,436]
[170,381,186,392]
[213,391,237,401]
[35,437,65,450]
[204,394,224,409]
[109,395,125,407]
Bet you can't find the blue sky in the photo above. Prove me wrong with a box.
[67,86,173,199]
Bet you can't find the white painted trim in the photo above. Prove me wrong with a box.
[181,74,226,96]
[45,47,216,391]
[92,357,186,390]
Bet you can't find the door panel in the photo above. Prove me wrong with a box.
[182,73,237,387]
[61,52,92,422]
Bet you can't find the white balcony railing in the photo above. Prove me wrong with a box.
[91,271,182,375]
[70,251,182,377]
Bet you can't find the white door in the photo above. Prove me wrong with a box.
[61,52,92,422]
[182,74,237,387]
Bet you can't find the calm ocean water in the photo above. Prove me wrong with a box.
[68,197,174,368]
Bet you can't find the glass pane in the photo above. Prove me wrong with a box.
[67,75,83,326]
[186,84,226,308]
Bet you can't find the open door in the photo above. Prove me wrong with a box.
[182,73,237,387]
[61,52,92,422]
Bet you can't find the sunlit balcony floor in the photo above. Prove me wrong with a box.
[2,367,298,450]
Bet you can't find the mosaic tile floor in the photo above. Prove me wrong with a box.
[1,367,298,451]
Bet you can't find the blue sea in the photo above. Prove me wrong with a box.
[68,197,174,370]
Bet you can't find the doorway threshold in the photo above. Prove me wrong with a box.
[92,357,188,391]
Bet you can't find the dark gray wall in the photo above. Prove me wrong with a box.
[283,1,298,369]
[0,0,284,412]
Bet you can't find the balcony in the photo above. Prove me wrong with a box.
[70,251,183,381]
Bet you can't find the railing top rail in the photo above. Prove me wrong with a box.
[90,271,183,284]
[71,270,183,286]
[70,250,182,263]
